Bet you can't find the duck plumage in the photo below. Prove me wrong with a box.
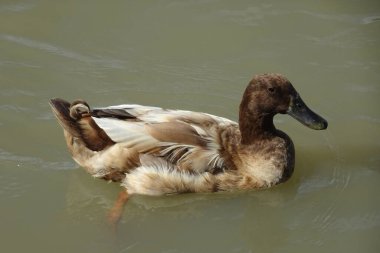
[50,73,327,197]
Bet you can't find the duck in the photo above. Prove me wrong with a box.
[50,73,327,224]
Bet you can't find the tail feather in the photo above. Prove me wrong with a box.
[49,98,114,151]
[49,98,81,138]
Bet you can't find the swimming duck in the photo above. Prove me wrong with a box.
[50,73,327,222]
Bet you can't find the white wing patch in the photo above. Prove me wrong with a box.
[92,117,158,150]
[92,104,233,173]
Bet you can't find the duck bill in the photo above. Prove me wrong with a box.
[287,94,328,130]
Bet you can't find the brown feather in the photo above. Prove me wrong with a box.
[50,98,115,152]
[50,73,327,196]
[49,98,81,138]
[145,122,208,147]
[77,116,114,151]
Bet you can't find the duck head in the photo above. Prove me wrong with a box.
[239,73,327,142]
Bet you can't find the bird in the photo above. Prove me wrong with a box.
[50,73,327,224]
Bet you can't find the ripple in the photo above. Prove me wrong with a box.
[296,10,360,24]
[0,34,125,69]
[302,28,361,49]
[0,148,77,170]
[296,130,351,196]
[354,115,380,124]
[0,89,36,97]
[0,104,31,112]
[0,3,35,13]
[330,212,380,231]
[0,174,31,199]
[152,63,225,82]
[323,131,351,191]
[361,16,380,25]
[218,4,275,27]
[0,60,41,68]
[36,111,55,121]
[218,7,369,27]
[312,205,336,232]
[348,84,379,94]
[297,177,333,195]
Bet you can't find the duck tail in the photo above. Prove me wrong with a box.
[49,98,114,151]
[49,98,82,138]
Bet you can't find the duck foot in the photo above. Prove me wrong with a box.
[107,190,129,229]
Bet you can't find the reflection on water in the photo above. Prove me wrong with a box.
[0,0,379,252]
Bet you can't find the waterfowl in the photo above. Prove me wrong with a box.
[50,73,327,223]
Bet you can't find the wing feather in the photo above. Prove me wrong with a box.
[91,104,238,173]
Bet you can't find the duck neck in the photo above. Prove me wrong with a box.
[239,110,276,145]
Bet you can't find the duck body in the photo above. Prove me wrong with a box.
[50,74,327,196]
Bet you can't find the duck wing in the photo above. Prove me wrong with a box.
[91,104,238,173]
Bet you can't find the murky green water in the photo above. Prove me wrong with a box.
[1,1,379,252]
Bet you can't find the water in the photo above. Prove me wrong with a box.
[1,0,379,252]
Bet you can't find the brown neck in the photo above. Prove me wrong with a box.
[239,109,276,145]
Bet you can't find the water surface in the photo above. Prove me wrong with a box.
[1,1,379,252]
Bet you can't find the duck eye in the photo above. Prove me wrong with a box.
[268,87,275,93]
